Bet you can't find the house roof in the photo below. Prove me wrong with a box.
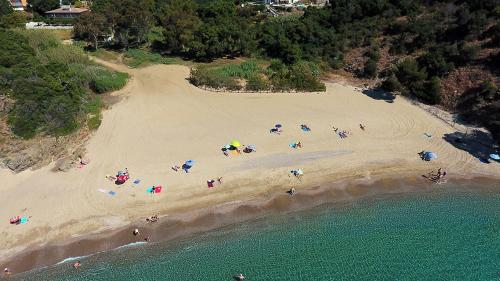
[45,7,89,14]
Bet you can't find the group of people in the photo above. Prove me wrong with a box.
[146,215,159,223]
[427,168,447,183]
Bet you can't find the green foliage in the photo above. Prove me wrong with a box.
[87,115,102,130]
[381,74,402,92]
[246,75,270,92]
[0,0,12,16]
[217,61,259,79]
[189,60,325,92]
[0,29,127,139]
[90,71,128,94]
[123,49,177,68]
[28,0,60,14]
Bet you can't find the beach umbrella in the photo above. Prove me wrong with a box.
[185,160,195,167]
[424,151,438,160]
[224,144,231,149]
[275,124,282,128]
[247,144,256,151]
[230,140,241,148]
[490,154,500,160]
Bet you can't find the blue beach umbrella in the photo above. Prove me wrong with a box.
[185,160,195,167]
[424,151,438,160]
[490,154,500,161]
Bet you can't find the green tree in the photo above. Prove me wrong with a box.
[74,12,107,49]
[0,0,13,16]
[28,0,60,14]
[158,0,200,54]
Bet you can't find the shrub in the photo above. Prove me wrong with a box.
[363,59,378,78]
[381,74,402,92]
[246,75,269,91]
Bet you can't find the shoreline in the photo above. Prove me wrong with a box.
[2,173,499,276]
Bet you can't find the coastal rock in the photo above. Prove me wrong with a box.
[3,153,35,172]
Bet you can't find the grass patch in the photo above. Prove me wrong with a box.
[90,71,129,94]
[87,115,102,130]
[123,49,178,68]
[90,49,120,62]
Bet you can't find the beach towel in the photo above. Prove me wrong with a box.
[108,191,116,196]
[20,217,28,224]
[133,179,141,184]
[147,187,154,193]
[289,143,297,149]
[98,189,108,193]
[154,186,163,193]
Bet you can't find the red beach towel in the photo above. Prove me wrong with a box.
[154,186,162,193]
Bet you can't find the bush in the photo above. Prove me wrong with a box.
[246,75,269,91]
[363,59,378,78]
[381,74,402,92]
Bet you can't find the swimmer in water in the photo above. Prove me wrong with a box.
[73,261,81,269]
[235,273,245,280]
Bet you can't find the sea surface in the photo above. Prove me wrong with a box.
[14,187,500,280]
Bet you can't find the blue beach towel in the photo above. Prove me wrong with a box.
[108,191,116,196]
[146,187,154,193]
[133,179,141,184]
[20,217,28,224]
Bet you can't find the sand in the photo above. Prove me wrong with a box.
[1,61,499,270]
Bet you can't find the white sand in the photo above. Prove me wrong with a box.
[0,62,498,260]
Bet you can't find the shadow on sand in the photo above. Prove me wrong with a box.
[443,130,498,163]
[362,88,395,103]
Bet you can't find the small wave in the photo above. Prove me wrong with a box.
[56,255,90,265]
[115,241,148,250]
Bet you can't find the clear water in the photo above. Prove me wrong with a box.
[14,189,500,281]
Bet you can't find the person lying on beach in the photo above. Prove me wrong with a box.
[360,124,365,130]
[288,188,296,196]
[217,177,223,184]
[270,128,282,135]
[171,165,180,172]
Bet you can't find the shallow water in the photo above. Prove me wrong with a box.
[14,188,500,280]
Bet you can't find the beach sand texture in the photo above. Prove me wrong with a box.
[0,63,498,263]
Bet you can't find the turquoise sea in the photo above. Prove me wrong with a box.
[14,188,500,281]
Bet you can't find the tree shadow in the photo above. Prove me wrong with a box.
[443,130,498,163]
[362,88,396,103]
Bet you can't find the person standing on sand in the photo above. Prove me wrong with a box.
[217,177,223,184]
[4,267,11,276]
[133,228,140,236]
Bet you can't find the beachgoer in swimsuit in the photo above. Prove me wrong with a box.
[73,261,81,269]
[145,235,151,242]
[297,142,302,148]
[4,267,11,275]
[217,177,223,184]
[133,229,140,236]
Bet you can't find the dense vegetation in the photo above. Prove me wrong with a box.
[0,29,128,138]
[189,60,325,92]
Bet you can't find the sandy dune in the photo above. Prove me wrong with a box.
[0,62,498,261]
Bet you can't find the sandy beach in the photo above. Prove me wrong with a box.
[1,61,499,273]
